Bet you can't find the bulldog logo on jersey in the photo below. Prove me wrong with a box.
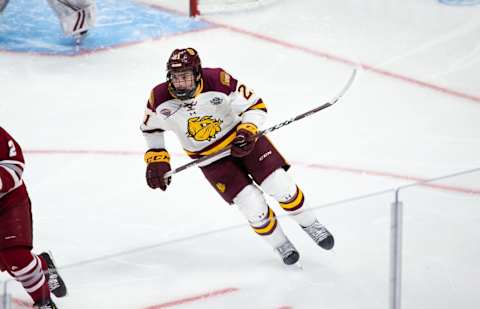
[187,116,222,141]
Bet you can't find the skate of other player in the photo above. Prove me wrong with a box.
[140,48,334,265]
[0,127,67,309]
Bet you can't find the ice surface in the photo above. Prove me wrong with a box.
[1,0,479,308]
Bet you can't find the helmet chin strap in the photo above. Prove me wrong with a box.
[171,77,203,101]
[167,81,195,100]
[175,85,196,100]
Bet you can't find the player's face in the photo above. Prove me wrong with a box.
[171,69,195,92]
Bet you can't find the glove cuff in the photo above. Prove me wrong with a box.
[144,149,170,164]
[237,122,258,135]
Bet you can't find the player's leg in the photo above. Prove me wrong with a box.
[0,247,57,308]
[260,168,334,249]
[46,0,96,40]
[232,184,299,265]
[243,136,334,250]
[200,157,299,265]
[0,197,66,307]
[261,168,315,226]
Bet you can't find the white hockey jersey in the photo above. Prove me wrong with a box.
[141,68,267,158]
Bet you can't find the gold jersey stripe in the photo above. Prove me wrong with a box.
[247,102,267,111]
[280,187,304,210]
[185,130,237,157]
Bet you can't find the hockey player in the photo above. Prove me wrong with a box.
[0,127,67,309]
[46,0,96,43]
[140,48,334,265]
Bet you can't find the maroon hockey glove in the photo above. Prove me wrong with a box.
[144,149,171,191]
[231,123,258,158]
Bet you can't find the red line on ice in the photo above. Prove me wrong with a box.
[25,149,141,156]
[24,149,480,194]
[10,297,32,308]
[205,21,480,104]
[296,162,480,195]
[144,287,239,309]
[2,3,478,104]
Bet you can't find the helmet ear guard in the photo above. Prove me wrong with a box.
[167,48,202,100]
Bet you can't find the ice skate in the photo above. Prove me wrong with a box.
[302,220,334,250]
[39,252,67,297]
[74,30,88,45]
[274,239,300,265]
[34,299,58,309]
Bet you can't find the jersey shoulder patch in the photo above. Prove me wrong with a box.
[219,70,231,86]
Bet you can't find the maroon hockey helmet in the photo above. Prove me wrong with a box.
[167,48,202,100]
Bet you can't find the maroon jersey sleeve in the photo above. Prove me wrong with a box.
[201,68,238,95]
[147,82,174,112]
[0,127,25,193]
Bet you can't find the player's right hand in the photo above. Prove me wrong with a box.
[144,149,171,191]
[231,123,258,158]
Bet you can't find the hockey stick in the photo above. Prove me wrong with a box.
[164,68,357,179]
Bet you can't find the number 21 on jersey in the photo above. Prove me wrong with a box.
[238,84,253,100]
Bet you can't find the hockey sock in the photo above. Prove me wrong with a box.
[234,184,289,249]
[0,247,51,303]
[279,186,316,227]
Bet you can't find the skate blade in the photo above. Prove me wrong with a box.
[285,260,303,270]
[74,32,88,46]
[44,250,69,298]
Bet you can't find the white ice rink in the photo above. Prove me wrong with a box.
[1,0,480,308]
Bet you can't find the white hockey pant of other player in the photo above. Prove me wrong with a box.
[47,0,96,36]
[233,184,288,249]
[261,168,316,227]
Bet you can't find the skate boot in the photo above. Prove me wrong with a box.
[34,299,57,309]
[74,30,88,45]
[302,220,334,250]
[274,239,300,265]
[39,252,67,297]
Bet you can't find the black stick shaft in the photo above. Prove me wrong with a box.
[164,68,357,178]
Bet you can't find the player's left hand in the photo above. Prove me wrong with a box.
[231,123,258,158]
[144,149,171,190]
[146,162,171,190]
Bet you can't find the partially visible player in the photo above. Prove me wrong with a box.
[46,0,96,44]
[140,48,335,265]
[0,0,9,13]
[1,0,96,44]
[0,127,67,309]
